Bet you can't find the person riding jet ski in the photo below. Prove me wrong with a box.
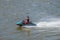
[16,16,30,28]
[16,16,36,29]
[22,16,30,24]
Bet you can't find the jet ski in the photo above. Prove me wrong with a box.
[16,21,36,26]
[16,16,36,27]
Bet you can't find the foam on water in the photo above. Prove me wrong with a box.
[23,25,36,28]
[37,20,60,27]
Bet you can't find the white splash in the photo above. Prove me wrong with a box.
[37,21,60,27]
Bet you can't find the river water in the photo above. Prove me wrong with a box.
[0,0,60,40]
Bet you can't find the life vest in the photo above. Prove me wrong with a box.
[23,21,29,24]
